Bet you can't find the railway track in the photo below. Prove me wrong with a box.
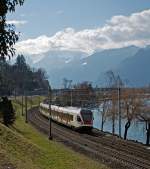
[83,131,150,161]
[28,107,150,169]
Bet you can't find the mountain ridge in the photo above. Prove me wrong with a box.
[34,46,139,87]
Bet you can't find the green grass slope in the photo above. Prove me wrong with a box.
[0,97,108,169]
[0,123,41,169]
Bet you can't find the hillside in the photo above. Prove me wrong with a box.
[118,46,150,86]
[0,97,108,169]
[0,123,42,169]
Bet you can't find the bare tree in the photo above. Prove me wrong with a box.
[137,107,150,145]
[68,80,72,89]
[62,78,68,89]
[73,81,95,107]
[100,99,110,131]
[105,70,124,135]
[122,89,143,140]
[62,78,73,89]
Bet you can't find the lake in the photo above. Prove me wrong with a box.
[93,109,147,144]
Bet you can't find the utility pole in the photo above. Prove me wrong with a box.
[146,121,150,146]
[30,95,32,109]
[70,89,73,106]
[25,93,28,123]
[118,87,121,137]
[39,95,40,107]
[48,85,52,140]
[21,94,24,116]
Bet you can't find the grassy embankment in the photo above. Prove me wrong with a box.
[0,96,109,169]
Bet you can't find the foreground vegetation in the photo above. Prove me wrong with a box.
[0,96,108,169]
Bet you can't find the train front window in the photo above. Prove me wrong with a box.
[80,110,92,121]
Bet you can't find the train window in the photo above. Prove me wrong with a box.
[77,115,81,122]
[69,115,73,121]
[81,110,92,121]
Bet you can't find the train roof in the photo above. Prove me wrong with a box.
[40,103,81,114]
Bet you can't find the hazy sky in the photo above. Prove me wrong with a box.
[7,0,150,57]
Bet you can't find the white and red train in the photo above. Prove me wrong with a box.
[40,103,93,130]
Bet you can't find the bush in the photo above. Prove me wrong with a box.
[0,97,15,126]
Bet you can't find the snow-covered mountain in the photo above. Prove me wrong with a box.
[32,46,140,88]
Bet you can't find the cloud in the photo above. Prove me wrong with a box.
[7,20,27,27]
[16,35,51,55]
[16,9,150,56]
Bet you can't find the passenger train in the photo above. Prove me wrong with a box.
[40,103,93,130]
